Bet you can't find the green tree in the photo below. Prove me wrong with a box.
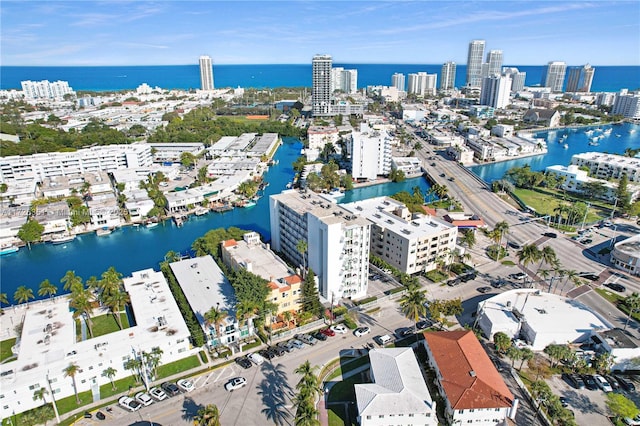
[102,367,117,391]
[617,173,632,214]
[38,279,58,299]
[296,239,308,273]
[460,229,476,249]
[606,393,639,421]
[103,289,130,330]
[506,346,523,368]
[536,245,558,274]
[14,285,34,305]
[61,270,84,293]
[204,305,228,340]
[301,268,322,317]
[399,289,427,341]
[544,344,570,368]
[519,347,534,371]
[180,152,197,169]
[293,361,321,426]
[624,292,640,330]
[63,363,81,404]
[17,219,44,248]
[32,386,49,407]
[493,331,512,354]
[517,244,541,271]
[194,404,221,426]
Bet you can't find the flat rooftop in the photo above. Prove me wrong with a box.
[614,233,640,258]
[223,238,291,282]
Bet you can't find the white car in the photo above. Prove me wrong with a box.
[134,391,154,407]
[224,377,247,391]
[118,396,141,412]
[149,387,167,401]
[624,415,640,426]
[330,324,348,334]
[248,352,265,365]
[594,374,613,392]
[177,378,195,393]
[354,326,371,337]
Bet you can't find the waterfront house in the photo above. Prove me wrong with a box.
[522,108,561,127]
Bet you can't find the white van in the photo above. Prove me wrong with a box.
[377,334,392,345]
[248,352,265,365]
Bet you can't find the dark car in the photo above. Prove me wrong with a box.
[491,279,506,288]
[582,238,593,244]
[604,375,621,390]
[95,411,106,421]
[313,331,328,341]
[579,273,600,281]
[508,241,521,249]
[84,412,92,419]
[605,283,627,292]
[559,396,569,407]
[161,382,181,397]
[477,286,492,294]
[235,356,252,369]
[461,273,477,282]
[271,345,287,356]
[615,375,636,392]
[562,373,585,390]
[398,327,415,337]
[582,374,598,390]
[259,349,277,360]
[543,232,558,238]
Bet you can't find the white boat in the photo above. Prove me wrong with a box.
[50,234,75,245]
[242,201,257,208]
[146,222,159,229]
[194,207,209,216]
[0,245,19,256]
[563,144,569,149]
[96,228,112,236]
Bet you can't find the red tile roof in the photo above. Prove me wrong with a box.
[283,275,301,285]
[222,239,237,248]
[421,206,437,216]
[423,330,513,410]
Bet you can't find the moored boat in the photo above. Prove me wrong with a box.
[96,228,112,236]
[50,234,76,245]
[0,245,19,256]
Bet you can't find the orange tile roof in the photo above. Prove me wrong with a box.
[283,275,302,285]
[423,330,513,410]
[268,281,279,290]
[222,239,237,248]
[421,206,437,216]
[450,219,485,228]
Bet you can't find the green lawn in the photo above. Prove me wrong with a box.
[155,354,202,379]
[595,288,639,322]
[0,338,16,363]
[424,270,448,283]
[326,356,371,381]
[76,312,130,341]
[56,390,94,415]
[328,405,347,426]
[513,187,608,223]
[327,373,367,403]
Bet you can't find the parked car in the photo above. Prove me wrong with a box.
[248,352,265,365]
[509,272,527,280]
[605,283,627,292]
[624,415,640,426]
[259,349,276,360]
[236,356,253,369]
[135,391,154,407]
[320,328,335,337]
[582,374,598,390]
[416,320,431,330]
[161,382,181,397]
[398,327,414,338]
[615,375,636,392]
[508,241,521,249]
[149,387,168,401]
[95,411,106,421]
[118,396,141,412]
[559,396,569,407]
[271,345,287,356]
[594,374,613,392]
[177,379,194,393]
[84,412,92,419]
[604,374,620,390]
[543,232,558,238]
[313,331,328,341]
[376,334,392,345]
[276,341,295,353]
[330,324,348,334]
[296,334,318,346]
[477,286,492,293]
[354,326,371,337]
[562,373,585,390]
[579,273,600,281]
[290,339,305,349]
[224,377,247,392]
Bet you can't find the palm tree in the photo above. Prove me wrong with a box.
[32,386,49,406]
[103,290,130,330]
[235,299,258,329]
[460,229,476,249]
[194,404,221,426]
[38,279,58,299]
[624,293,640,330]
[102,367,117,390]
[399,289,427,341]
[124,358,143,383]
[294,361,320,395]
[536,246,558,274]
[0,293,8,306]
[148,347,164,377]
[519,348,534,371]
[517,244,541,271]
[61,270,83,293]
[293,360,321,425]
[69,287,95,338]
[14,285,34,305]
[494,221,510,248]
[99,266,123,300]
[63,363,81,404]
[296,239,308,276]
[282,310,293,328]
[204,305,228,341]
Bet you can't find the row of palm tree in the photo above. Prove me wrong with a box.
[292,361,321,426]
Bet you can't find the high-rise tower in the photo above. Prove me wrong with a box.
[392,73,406,91]
[485,50,503,77]
[566,64,595,92]
[312,54,332,117]
[440,62,456,90]
[466,40,485,87]
[480,74,512,109]
[541,61,567,93]
[199,56,214,91]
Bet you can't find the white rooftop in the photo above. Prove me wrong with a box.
[355,348,436,417]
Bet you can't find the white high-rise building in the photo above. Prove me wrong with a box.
[440,62,456,90]
[480,74,512,109]
[566,64,595,93]
[269,190,371,300]
[408,72,437,97]
[466,40,486,87]
[21,80,75,99]
[612,91,640,119]
[485,50,503,77]
[312,54,333,117]
[541,61,567,93]
[392,73,406,91]
[350,123,392,181]
[199,55,214,90]
[342,69,358,94]
[502,67,526,93]
[331,67,344,92]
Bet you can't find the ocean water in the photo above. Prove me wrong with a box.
[1,64,638,92]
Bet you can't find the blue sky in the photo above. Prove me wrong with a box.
[1,1,639,66]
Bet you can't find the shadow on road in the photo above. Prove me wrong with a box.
[257,362,293,426]
[180,396,201,423]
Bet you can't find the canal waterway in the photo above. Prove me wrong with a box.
[0,138,433,299]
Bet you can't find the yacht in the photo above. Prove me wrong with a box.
[0,245,19,256]
[50,233,76,245]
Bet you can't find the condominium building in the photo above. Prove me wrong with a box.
[484,50,503,77]
[0,268,193,419]
[199,55,214,90]
[541,61,567,92]
[21,80,75,99]
[269,189,371,300]
[220,232,302,315]
[0,145,153,182]
[566,64,595,93]
[342,197,457,275]
[570,152,640,182]
[312,54,333,117]
[612,91,640,119]
[391,73,406,91]
[466,40,486,88]
[350,123,392,181]
[407,72,437,97]
[596,92,617,107]
[502,67,526,93]
[332,68,358,94]
[480,74,512,109]
[169,256,254,349]
[306,126,340,161]
[440,61,456,91]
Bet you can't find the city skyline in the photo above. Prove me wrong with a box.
[1,1,639,66]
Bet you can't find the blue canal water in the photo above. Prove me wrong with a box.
[0,138,432,300]
[469,122,640,183]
